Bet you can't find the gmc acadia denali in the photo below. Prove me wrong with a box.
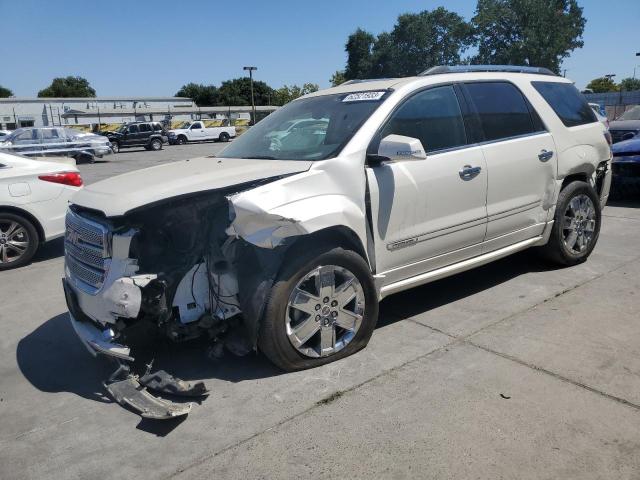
[62,65,612,419]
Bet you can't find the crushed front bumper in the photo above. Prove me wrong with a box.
[63,279,133,361]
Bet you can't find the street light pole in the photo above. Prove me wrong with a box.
[243,66,257,125]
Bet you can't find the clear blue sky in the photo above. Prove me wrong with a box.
[1,0,638,97]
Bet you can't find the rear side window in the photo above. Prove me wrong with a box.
[378,85,467,153]
[532,81,597,127]
[138,123,152,132]
[152,123,163,131]
[464,82,537,141]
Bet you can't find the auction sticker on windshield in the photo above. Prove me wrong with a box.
[342,91,386,102]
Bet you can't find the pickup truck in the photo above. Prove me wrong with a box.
[168,120,236,145]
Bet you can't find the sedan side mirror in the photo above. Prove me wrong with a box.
[375,134,428,163]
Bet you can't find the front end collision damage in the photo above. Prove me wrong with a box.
[65,167,371,419]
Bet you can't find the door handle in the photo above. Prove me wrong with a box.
[459,165,482,180]
[538,149,554,162]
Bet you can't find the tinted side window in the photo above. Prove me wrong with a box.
[138,123,152,132]
[465,82,536,141]
[152,123,163,131]
[532,81,597,127]
[379,85,467,153]
[191,122,202,129]
[128,125,139,133]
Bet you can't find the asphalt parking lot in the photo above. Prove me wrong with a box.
[1,143,640,479]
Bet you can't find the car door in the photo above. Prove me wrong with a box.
[40,128,65,156]
[190,122,205,140]
[461,81,557,251]
[138,123,153,144]
[123,124,139,146]
[9,128,42,156]
[366,85,488,284]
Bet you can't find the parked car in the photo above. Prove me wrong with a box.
[105,122,168,153]
[167,120,236,144]
[609,105,640,143]
[0,127,113,163]
[589,103,609,129]
[610,136,640,197]
[0,151,83,269]
[62,65,611,419]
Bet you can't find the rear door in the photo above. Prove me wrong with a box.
[137,123,153,144]
[461,81,556,251]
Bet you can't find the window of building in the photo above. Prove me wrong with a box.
[532,81,597,127]
[464,82,537,142]
[376,85,467,153]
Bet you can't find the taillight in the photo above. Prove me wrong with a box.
[38,172,83,187]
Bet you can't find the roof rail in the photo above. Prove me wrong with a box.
[340,78,393,85]
[419,65,557,76]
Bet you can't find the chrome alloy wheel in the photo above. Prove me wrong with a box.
[0,220,30,264]
[286,265,365,358]
[562,194,596,254]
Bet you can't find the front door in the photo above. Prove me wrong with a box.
[366,85,488,284]
[189,122,206,140]
[461,81,557,251]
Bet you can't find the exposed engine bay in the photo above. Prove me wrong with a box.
[64,180,293,419]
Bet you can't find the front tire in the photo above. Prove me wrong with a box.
[0,213,39,270]
[111,141,120,153]
[177,135,187,145]
[541,181,601,266]
[259,245,378,372]
[218,132,230,142]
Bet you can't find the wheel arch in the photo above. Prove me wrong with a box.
[0,205,45,243]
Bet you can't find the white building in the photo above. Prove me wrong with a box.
[0,97,278,131]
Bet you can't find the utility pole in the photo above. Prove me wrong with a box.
[243,66,257,125]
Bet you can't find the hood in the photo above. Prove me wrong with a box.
[71,156,313,217]
[609,120,640,131]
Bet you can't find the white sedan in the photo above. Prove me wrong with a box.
[0,151,83,270]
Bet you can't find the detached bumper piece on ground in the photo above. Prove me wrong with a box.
[65,280,209,420]
[104,363,209,420]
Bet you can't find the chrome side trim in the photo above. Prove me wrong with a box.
[487,200,540,222]
[380,236,542,299]
[387,215,487,251]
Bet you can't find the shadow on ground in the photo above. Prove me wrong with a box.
[17,249,558,433]
[32,237,64,263]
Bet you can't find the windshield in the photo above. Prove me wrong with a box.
[117,124,128,133]
[219,92,387,160]
[617,106,640,121]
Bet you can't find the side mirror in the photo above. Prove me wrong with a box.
[375,134,427,163]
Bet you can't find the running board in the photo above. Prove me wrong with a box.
[379,236,542,299]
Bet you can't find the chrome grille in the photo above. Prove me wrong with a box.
[65,210,110,293]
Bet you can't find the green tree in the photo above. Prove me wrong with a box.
[586,77,619,93]
[273,83,319,105]
[330,70,346,86]
[344,8,474,80]
[344,28,376,80]
[472,0,586,74]
[175,83,219,106]
[216,77,274,106]
[38,76,96,97]
[619,77,640,91]
[0,85,13,98]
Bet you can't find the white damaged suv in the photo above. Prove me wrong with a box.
[64,66,612,375]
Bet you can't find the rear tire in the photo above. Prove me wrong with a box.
[150,138,162,151]
[540,181,601,266]
[0,213,39,270]
[218,132,230,142]
[259,245,378,372]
